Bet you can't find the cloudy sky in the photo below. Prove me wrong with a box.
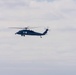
[0,0,76,75]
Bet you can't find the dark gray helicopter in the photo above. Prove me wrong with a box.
[10,27,49,38]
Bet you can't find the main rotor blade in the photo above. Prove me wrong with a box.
[9,26,40,29]
[9,27,27,29]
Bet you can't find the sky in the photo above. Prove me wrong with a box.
[0,0,76,75]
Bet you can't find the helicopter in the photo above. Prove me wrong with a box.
[10,26,49,38]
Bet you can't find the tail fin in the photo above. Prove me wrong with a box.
[42,29,48,35]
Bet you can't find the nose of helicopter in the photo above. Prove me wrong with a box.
[15,32,17,35]
[15,32,19,35]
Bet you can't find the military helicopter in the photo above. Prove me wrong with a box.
[10,26,49,38]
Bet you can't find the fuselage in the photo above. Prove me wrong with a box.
[15,29,48,37]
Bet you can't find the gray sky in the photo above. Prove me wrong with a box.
[0,0,76,75]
